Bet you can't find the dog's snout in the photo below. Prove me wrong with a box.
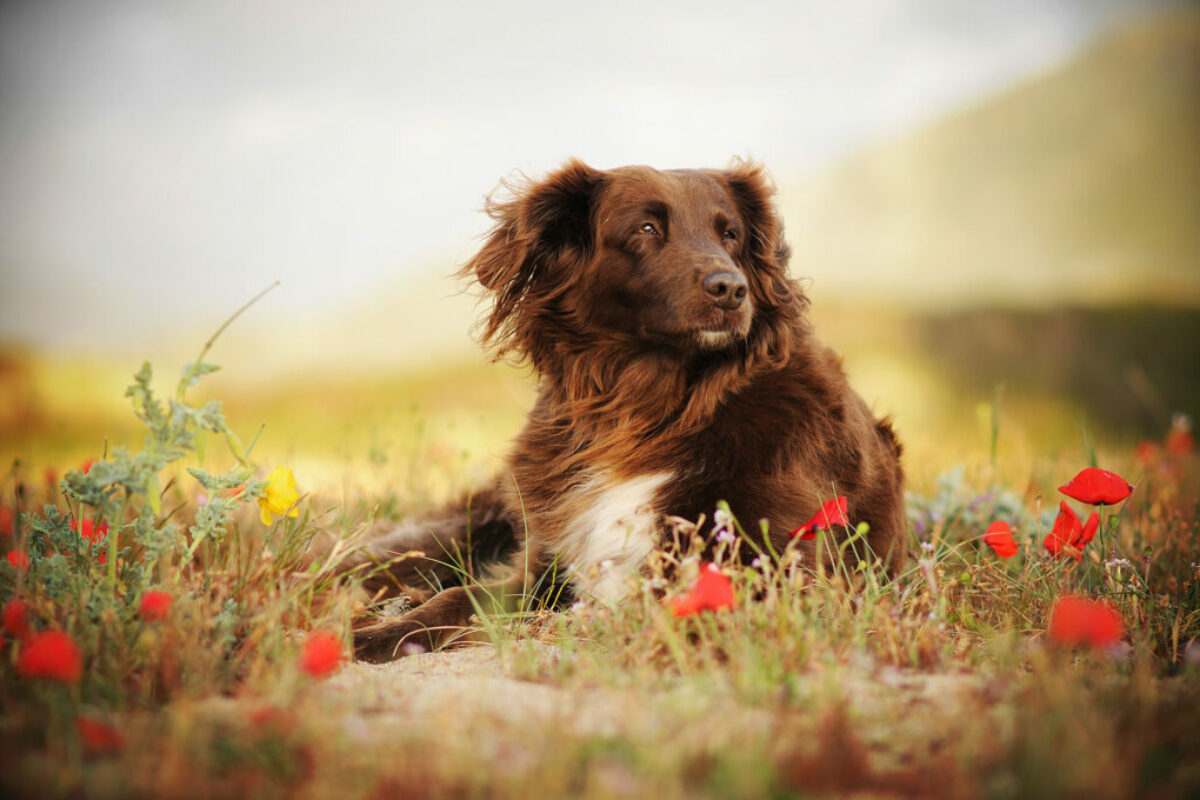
[702,270,748,310]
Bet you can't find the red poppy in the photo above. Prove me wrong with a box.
[1133,441,1158,467]
[80,459,96,474]
[1167,428,1194,457]
[72,517,109,544]
[1075,512,1101,547]
[667,563,737,617]
[250,705,298,732]
[1043,502,1100,561]
[1048,595,1124,649]
[300,631,345,678]
[139,591,173,622]
[6,549,30,570]
[17,630,83,683]
[71,518,110,564]
[983,521,1018,558]
[0,505,13,537]
[75,716,124,754]
[789,496,850,540]
[3,597,30,639]
[1058,467,1133,506]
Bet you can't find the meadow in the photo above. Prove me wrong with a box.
[1,302,1198,800]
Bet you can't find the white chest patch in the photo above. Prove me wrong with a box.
[560,471,672,604]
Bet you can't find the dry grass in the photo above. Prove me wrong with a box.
[1,338,1198,799]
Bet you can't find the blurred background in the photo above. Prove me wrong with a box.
[1,0,1197,493]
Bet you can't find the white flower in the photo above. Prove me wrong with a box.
[400,642,426,657]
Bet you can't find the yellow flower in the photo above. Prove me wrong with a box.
[258,466,300,525]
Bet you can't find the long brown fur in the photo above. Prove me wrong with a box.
[351,160,907,662]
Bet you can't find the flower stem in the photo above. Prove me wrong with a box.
[108,490,129,593]
[177,281,279,402]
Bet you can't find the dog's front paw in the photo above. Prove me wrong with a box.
[352,617,437,663]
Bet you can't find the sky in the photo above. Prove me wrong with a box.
[0,0,1177,350]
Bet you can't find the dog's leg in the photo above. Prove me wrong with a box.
[353,545,563,662]
[353,584,486,662]
[343,484,518,599]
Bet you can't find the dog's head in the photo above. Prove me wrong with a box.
[463,159,800,371]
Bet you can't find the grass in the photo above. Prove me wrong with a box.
[1,330,1198,799]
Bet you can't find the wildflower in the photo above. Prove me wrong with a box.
[6,549,29,570]
[80,459,96,474]
[1058,467,1133,506]
[71,517,110,564]
[0,505,13,537]
[789,496,850,540]
[1167,428,1194,456]
[920,541,935,553]
[300,631,344,678]
[715,529,736,544]
[139,591,173,622]
[1048,595,1124,650]
[667,563,736,617]
[72,517,109,544]
[1168,413,1194,456]
[258,466,300,525]
[400,642,427,657]
[1043,502,1100,561]
[17,630,83,683]
[1133,441,1158,467]
[250,706,297,732]
[3,598,30,639]
[983,520,1018,558]
[75,716,124,754]
[1105,557,1131,570]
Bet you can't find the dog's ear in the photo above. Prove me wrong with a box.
[718,160,805,363]
[462,159,606,362]
[719,161,792,273]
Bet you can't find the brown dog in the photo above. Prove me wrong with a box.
[351,160,906,661]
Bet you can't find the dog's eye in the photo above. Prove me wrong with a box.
[723,229,738,242]
[638,222,660,236]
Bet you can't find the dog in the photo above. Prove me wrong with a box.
[351,160,906,662]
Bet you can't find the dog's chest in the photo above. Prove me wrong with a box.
[559,471,672,604]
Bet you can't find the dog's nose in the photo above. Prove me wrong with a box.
[702,271,748,310]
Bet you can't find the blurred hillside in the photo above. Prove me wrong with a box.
[782,9,1200,307]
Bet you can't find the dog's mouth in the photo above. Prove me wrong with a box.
[690,304,753,350]
[694,329,740,349]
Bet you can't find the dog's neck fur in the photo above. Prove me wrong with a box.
[533,308,807,478]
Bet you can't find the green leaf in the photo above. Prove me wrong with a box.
[193,400,227,433]
[187,466,253,491]
[181,361,221,390]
